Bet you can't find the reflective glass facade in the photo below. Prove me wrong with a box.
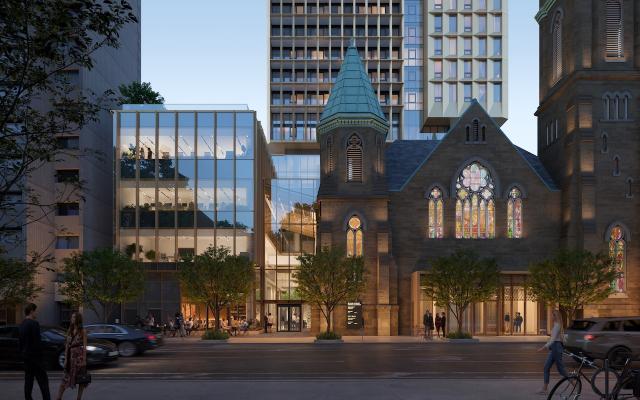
[262,154,320,330]
[114,108,261,322]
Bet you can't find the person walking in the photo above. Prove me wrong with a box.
[435,313,442,338]
[440,312,447,337]
[515,312,523,333]
[503,312,511,335]
[536,310,569,396]
[423,311,434,339]
[56,312,89,400]
[19,303,51,400]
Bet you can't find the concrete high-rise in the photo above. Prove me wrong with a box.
[269,0,507,143]
[0,1,142,326]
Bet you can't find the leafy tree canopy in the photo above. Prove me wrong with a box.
[118,81,164,105]
[295,247,365,333]
[422,249,500,334]
[528,248,619,326]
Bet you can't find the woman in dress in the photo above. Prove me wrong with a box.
[56,312,89,400]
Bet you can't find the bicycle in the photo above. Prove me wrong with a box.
[548,351,621,400]
[610,357,640,400]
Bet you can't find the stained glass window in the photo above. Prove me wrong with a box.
[609,225,626,293]
[507,187,523,238]
[455,162,495,239]
[428,187,444,238]
[347,216,363,256]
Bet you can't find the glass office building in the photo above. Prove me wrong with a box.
[263,154,320,332]
[114,105,267,324]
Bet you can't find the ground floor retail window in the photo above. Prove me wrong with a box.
[414,273,550,336]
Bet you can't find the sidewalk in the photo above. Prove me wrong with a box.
[164,333,547,344]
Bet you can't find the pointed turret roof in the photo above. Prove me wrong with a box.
[318,41,389,136]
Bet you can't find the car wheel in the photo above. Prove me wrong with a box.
[607,346,632,369]
[118,341,137,357]
[57,352,66,370]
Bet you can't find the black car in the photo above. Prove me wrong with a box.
[85,324,158,357]
[0,325,119,369]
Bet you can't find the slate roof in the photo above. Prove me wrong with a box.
[319,42,388,124]
[514,146,559,191]
[385,140,440,191]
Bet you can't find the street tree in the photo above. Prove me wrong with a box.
[59,248,145,323]
[528,248,619,327]
[422,250,500,336]
[0,0,137,240]
[0,257,41,305]
[295,247,366,335]
[118,81,164,104]
[179,246,254,333]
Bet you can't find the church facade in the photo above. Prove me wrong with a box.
[312,0,640,336]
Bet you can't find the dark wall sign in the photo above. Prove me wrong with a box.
[347,301,362,329]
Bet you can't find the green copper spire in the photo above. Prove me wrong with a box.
[318,41,389,136]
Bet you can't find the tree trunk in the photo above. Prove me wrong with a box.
[325,306,332,333]
[215,305,221,332]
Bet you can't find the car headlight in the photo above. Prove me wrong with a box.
[86,345,99,352]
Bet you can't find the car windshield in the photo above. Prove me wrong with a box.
[42,329,66,341]
[568,320,596,331]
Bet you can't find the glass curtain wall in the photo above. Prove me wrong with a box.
[116,110,256,323]
[263,155,319,331]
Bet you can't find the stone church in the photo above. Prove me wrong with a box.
[313,0,639,336]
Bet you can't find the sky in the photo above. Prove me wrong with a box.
[142,0,540,153]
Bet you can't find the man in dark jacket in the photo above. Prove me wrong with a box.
[19,303,51,400]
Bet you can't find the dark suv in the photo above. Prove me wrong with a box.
[565,317,640,366]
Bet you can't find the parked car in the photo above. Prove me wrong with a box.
[85,324,160,357]
[564,317,640,366]
[0,326,118,369]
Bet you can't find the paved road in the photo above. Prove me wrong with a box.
[1,340,611,400]
[2,340,552,380]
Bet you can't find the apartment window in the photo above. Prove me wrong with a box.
[434,38,443,55]
[464,0,472,9]
[448,38,457,55]
[478,15,487,33]
[434,15,443,32]
[493,15,502,33]
[56,136,80,150]
[434,60,443,78]
[605,0,624,60]
[478,61,487,79]
[493,60,502,79]
[56,169,79,183]
[478,0,486,9]
[478,84,487,103]
[434,83,443,102]
[449,61,457,78]
[463,38,472,55]
[450,0,458,9]
[57,203,80,216]
[464,83,472,102]
[464,15,472,32]
[449,15,457,33]
[464,61,472,78]
[493,83,502,102]
[448,83,458,103]
[478,38,487,56]
[493,0,501,10]
[492,37,502,56]
[56,236,80,249]
[434,0,443,9]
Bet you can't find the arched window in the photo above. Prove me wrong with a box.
[481,126,486,141]
[609,225,626,292]
[605,0,624,60]
[327,136,334,174]
[626,177,633,198]
[552,12,563,83]
[465,126,470,142]
[604,95,611,120]
[623,94,630,120]
[455,162,495,239]
[602,133,609,153]
[346,134,363,182]
[346,216,363,257]
[613,155,621,176]
[507,187,523,238]
[428,187,444,238]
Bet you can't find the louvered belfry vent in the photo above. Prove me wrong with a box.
[346,134,363,182]
[606,0,624,59]
[327,136,334,174]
